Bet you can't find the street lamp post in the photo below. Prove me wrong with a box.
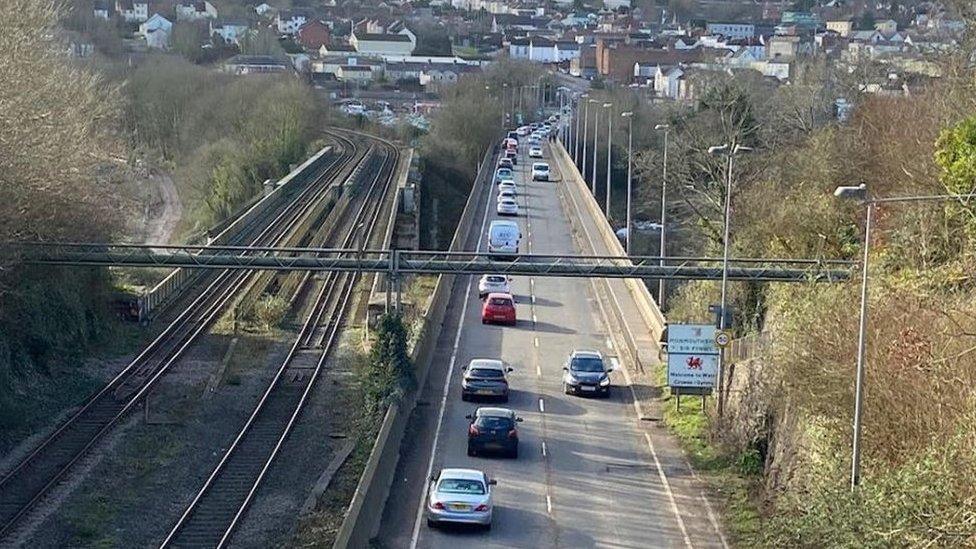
[582,97,592,180]
[708,143,752,419]
[591,100,599,194]
[655,124,670,308]
[622,112,634,254]
[830,185,976,490]
[604,102,613,219]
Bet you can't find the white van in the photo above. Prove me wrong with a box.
[488,220,521,259]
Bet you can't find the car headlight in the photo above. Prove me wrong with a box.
[599,376,610,387]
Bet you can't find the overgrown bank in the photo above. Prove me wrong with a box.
[621,46,976,548]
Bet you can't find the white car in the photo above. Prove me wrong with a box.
[497,188,516,201]
[498,181,517,195]
[497,198,519,216]
[427,468,496,529]
[529,147,543,158]
[478,274,511,298]
[531,162,550,181]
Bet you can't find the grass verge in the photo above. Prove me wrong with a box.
[653,363,764,544]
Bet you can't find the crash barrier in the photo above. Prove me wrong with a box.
[551,139,666,373]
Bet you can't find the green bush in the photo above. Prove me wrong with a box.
[362,314,414,418]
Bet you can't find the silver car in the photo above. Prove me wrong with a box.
[462,358,513,401]
[478,274,511,298]
[427,468,496,529]
[497,198,519,216]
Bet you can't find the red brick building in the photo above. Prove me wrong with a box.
[297,20,331,51]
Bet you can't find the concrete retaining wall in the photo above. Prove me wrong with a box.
[332,146,495,549]
[138,145,336,320]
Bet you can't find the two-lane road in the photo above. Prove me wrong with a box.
[379,138,724,548]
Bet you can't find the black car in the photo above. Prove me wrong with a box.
[461,359,513,402]
[466,407,522,458]
[562,349,613,397]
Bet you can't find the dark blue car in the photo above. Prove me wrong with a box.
[466,407,522,459]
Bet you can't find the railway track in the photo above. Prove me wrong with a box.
[0,131,368,540]
[160,131,400,548]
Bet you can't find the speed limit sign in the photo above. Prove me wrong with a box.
[715,331,731,348]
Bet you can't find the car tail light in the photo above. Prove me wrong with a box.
[468,425,480,437]
[508,429,518,438]
[475,504,489,512]
[432,502,445,510]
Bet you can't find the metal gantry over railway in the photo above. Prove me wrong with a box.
[14,242,853,282]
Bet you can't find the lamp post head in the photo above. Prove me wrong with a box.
[589,99,597,103]
[708,144,729,155]
[603,102,612,108]
[580,93,589,98]
[654,124,669,130]
[621,111,634,118]
[709,143,752,156]
[834,184,868,202]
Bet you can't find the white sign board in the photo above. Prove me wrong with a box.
[667,324,719,390]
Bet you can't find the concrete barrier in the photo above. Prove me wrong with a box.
[332,146,495,549]
[550,140,665,373]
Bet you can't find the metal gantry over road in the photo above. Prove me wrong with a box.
[14,242,852,282]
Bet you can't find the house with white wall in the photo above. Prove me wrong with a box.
[176,1,217,22]
[115,0,148,22]
[139,13,173,49]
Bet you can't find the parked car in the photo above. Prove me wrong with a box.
[466,407,522,458]
[461,359,513,401]
[531,162,550,181]
[494,167,513,183]
[427,468,496,529]
[529,146,543,158]
[477,274,511,299]
[497,198,519,216]
[562,349,613,397]
[481,292,516,325]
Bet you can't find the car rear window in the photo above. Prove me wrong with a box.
[469,367,504,378]
[438,479,485,495]
[489,297,512,307]
[475,415,513,429]
[486,276,506,283]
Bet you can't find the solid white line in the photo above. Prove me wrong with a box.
[644,432,693,548]
[546,494,553,514]
[538,398,545,413]
[541,441,548,457]
[409,156,494,549]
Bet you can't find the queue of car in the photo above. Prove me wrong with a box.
[430,116,587,532]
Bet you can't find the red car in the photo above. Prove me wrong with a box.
[481,293,516,326]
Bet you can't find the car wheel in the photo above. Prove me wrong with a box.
[483,522,492,532]
[482,318,488,324]
[501,394,509,403]
[467,445,476,457]
[427,518,437,528]
[563,383,571,395]
[510,447,519,459]
[461,393,469,402]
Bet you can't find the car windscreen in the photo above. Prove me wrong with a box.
[486,276,506,283]
[437,478,486,495]
[469,367,504,378]
[534,165,549,171]
[489,297,512,307]
[475,415,513,429]
[571,356,605,372]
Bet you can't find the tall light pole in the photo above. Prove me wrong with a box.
[582,97,592,181]
[576,93,588,166]
[622,112,634,254]
[655,124,670,308]
[591,99,599,194]
[708,143,752,419]
[830,186,976,489]
[604,102,613,219]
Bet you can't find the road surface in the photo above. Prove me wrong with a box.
[377,138,725,549]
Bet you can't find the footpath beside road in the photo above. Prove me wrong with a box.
[550,138,730,548]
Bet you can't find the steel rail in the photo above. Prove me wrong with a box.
[0,132,365,540]
[160,131,399,548]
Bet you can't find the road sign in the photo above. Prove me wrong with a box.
[715,331,731,348]
[667,324,718,391]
